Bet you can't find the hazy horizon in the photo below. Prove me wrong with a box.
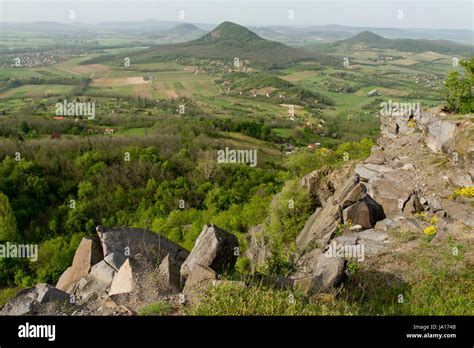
[1,0,473,30]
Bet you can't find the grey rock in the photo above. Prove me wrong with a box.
[1,284,70,315]
[374,218,397,231]
[108,258,133,296]
[180,224,238,283]
[104,252,128,272]
[183,264,217,294]
[97,226,189,264]
[294,254,345,295]
[425,120,456,153]
[342,195,386,229]
[56,236,103,293]
[355,163,392,182]
[443,200,474,227]
[157,254,181,290]
[426,196,443,213]
[297,176,361,251]
[76,260,116,300]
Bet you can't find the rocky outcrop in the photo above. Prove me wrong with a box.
[56,236,103,293]
[180,224,238,284]
[182,264,217,294]
[296,175,385,251]
[1,284,70,315]
[425,120,457,153]
[293,254,345,296]
[300,167,336,207]
[96,226,189,263]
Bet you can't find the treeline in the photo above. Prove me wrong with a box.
[0,118,283,286]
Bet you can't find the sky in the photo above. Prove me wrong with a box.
[1,0,473,30]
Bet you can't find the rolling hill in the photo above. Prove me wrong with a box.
[337,31,473,55]
[82,21,338,68]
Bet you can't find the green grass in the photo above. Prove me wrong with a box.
[138,301,174,316]
[0,84,74,99]
[0,287,24,308]
[118,127,148,136]
[184,237,473,316]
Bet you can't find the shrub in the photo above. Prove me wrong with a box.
[444,56,474,113]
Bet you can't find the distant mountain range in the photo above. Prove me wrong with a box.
[1,20,473,44]
[336,31,473,55]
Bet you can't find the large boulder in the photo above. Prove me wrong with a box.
[95,226,189,265]
[443,200,474,228]
[182,264,217,294]
[1,284,70,315]
[108,258,134,296]
[297,175,384,251]
[180,224,238,284]
[293,254,345,295]
[425,120,456,153]
[342,195,385,229]
[56,236,103,293]
[368,172,418,217]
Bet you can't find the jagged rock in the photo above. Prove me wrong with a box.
[1,284,70,315]
[243,225,271,273]
[333,234,359,246]
[355,163,392,182]
[157,254,181,290]
[108,258,133,296]
[104,252,128,272]
[342,195,385,229]
[374,218,397,231]
[293,254,345,295]
[393,216,424,233]
[182,264,217,294]
[369,173,416,217]
[296,176,360,251]
[356,229,390,254]
[340,182,367,209]
[96,226,189,264]
[295,248,323,275]
[425,196,442,213]
[56,236,103,293]
[297,175,385,251]
[443,200,474,227]
[108,253,177,299]
[364,147,386,165]
[180,224,238,283]
[300,167,335,207]
[425,120,456,153]
[76,260,116,300]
